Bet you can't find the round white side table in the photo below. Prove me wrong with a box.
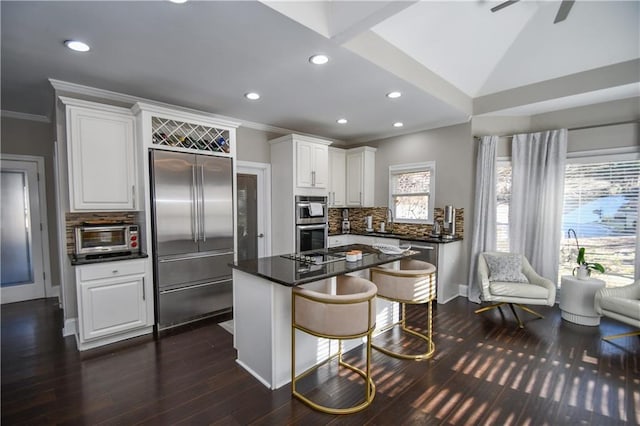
[560,275,606,326]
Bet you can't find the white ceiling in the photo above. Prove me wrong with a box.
[1,1,638,144]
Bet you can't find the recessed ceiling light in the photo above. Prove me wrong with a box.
[64,40,90,52]
[387,91,402,99]
[393,122,404,128]
[309,54,329,65]
[245,92,260,101]
[337,118,348,124]
[169,0,188,3]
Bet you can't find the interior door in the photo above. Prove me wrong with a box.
[151,150,198,257]
[237,173,258,261]
[198,155,234,252]
[237,162,269,259]
[1,159,45,303]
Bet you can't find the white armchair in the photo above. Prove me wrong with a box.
[594,281,640,341]
[475,252,556,328]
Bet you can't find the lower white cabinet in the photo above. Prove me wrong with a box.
[75,258,153,350]
[328,234,400,248]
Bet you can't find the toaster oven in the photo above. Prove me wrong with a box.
[75,224,140,257]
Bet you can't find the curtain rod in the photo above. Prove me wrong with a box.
[475,120,639,140]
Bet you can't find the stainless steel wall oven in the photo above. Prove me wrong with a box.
[295,195,328,252]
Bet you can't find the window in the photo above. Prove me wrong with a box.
[496,160,511,252]
[495,152,639,287]
[389,162,435,224]
[559,156,639,287]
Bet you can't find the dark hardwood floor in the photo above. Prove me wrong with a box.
[2,297,638,425]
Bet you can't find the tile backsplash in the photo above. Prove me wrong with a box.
[329,207,464,239]
[65,211,141,254]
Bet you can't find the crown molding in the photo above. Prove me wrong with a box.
[1,110,51,123]
[48,78,341,141]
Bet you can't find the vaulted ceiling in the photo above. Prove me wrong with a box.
[1,1,638,143]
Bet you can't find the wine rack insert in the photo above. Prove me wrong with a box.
[151,116,230,153]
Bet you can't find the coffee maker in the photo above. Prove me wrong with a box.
[443,205,456,239]
[341,209,350,233]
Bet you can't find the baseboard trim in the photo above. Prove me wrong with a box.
[459,284,468,298]
[63,318,77,337]
[236,359,273,390]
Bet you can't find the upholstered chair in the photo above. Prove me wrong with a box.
[594,281,640,341]
[475,252,556,328]
[370,258,436,360]
[291,275,377,414]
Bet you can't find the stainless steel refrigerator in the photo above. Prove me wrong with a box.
[150,149,234,330]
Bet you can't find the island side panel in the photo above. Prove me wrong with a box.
[437,240,462,304]
[273,278,341,390]
[233,269,274,388]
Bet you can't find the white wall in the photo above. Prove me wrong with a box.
[473,97,640,157]
[236,126,282,163]
[363,122,475,288]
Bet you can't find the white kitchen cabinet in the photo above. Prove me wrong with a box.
[328,235,349,247]
[270,134,332,254]
[346,147,376,207]
[75,258,153,351]
[61,97,137,211]
[328,147,346,207]
[296,140,328,189]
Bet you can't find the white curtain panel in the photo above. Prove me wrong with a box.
[510,129,567,283]
[467,136,497,303]
[635,199,640,281]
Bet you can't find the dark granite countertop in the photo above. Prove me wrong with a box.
[231,244,418,287]
[70,252,149,265]
[329,231,462,244]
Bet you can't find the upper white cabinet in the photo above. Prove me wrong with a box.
[346,146,376,207]
[328,147,346,207]
[61,97,137,211]
[269,134,331,195]
[296,139,328,189]
[269,134,332,254]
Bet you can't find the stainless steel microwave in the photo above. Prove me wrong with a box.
[75,224,140,256]
[295,195,327,225]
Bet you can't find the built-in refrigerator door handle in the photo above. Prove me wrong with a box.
[200,165,206,242]
[191,165,198,242]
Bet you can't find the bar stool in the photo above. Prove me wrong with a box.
[291,275,377,415]
[370,258,436,360]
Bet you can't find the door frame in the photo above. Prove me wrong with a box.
[237,161,271,258]
[1,154,55,301]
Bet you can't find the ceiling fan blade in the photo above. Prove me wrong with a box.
[491,0,520,13]
[554,0,575,23]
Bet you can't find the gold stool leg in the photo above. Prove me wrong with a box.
[291,294,376,415]
[476,302,545,328]
[474,302,506,314]
[373,301,435,360]
[602,330,640,341]
[508,303,524,328]
[292,334,376,415]
[516,304,545,319]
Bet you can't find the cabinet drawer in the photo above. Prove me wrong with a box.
[79,259,146,282]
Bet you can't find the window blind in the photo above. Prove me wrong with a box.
[389,163,434,222]
[560,159,639,286]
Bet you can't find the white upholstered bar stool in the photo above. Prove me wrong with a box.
[370,258,436,360]
[291,275,377,415]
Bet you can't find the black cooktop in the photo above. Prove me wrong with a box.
[280,251,346,265]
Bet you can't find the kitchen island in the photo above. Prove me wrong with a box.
[230,244,417,389]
